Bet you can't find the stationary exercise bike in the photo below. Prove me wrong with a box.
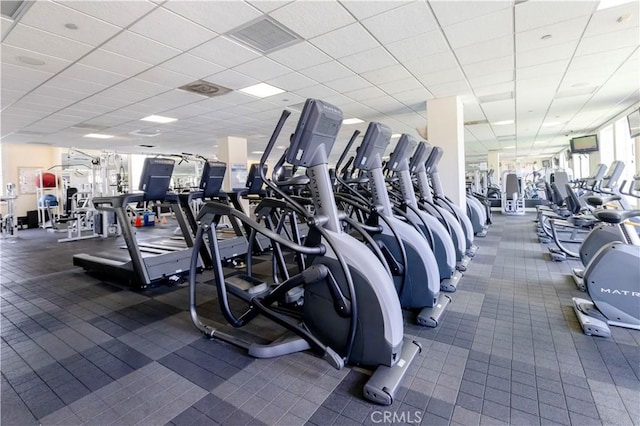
[572,209,640,338]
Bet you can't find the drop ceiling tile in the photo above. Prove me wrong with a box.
[46,75,108,95]
[323,93,357,107]
[141,89,209,110]
[80,49,152,76]
[343,86,386,101]
[583,1,639,38]
[393,88,433,106]
[293,84,339,100]
[338,47,398,74]
[463,102,486,122]
[515,0,597,33]
[206,69,260,90]
[102,31,180,65]
[376,77,423,95]
[1,71,50,93]
[467,70,514,89]
[4,24,93,62]
[324,75,371,92]
[159,103,213,119]
[429,80,473,98]
[20,1,121,46]
[443,8,513,49]
[517,59,570,80]
[211,90,256,105]
[416,66,465,87]
[29,86,88,102]
[361,2,438,45]
[299,61,353,83]
[429,1,511,27]
[233,57,292,80]
[266,72,317,91]
[248,1,292,13]
[310,23,379,59]
[363,96,406,114]
[475,81,514,98]
[481,99,515,121]
[60,63,128,86]
[267,42,332,70]
[516,16,591,52]
[385,30,449,63]
[454,35,513,66]
[159,54,225,80]
[129,7,217,50]
[1,44,71,75]
[361,64,412,85]
[81,95,131,110]
[575,27,639,57]
[403,50,459,76]
[269,1,354,39]
[516,40,578,68]
[136,66,195,87]
[163,1,262,34]
[99,87,153,104]
[341,0,410,20]
[1,15,13,38]
[464,55,513,78]
[114,78,171,97]
[264,92,306,108]
[56,0,156,27]
[190,36,260,69]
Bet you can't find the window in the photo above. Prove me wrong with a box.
[599,125,615,167]
[614,117,635,184]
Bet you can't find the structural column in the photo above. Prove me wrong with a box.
[217,136,248,192]
[426,96,466,208]
[487,151,501,181]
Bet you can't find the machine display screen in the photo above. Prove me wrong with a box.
[627,108,640,138]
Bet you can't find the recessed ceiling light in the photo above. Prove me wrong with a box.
[391,134,402,139]
[83,133,114,139]
[492,120,514,125]
[16,56,45,66]
[251,151,264,154]
[342,118,364,125]
[597,0,634,11]
[65,23,78,30]
[141,115,178,124]
[541,34,552,40]
[239,83,285,98]
[504,145,516,149]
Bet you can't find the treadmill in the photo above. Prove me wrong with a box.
[179,160,248,266]
[73,158,201,289]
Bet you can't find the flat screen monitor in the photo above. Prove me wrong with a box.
[424,146,443,173]
[246,163,267,194]
[286,99,342,167]
[387,134,418,172]
[541,159,551,168]
[199,160,226,198]
[627,108,640,138]
[569,134,598,154]
[409,142,432,173]
[354,122,392,170]
[138,157,175,200]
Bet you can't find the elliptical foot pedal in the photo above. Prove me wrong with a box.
[248,331,311,358]
[416,294,452,327]
[467,245,478,257]
[476,229,487,238]
[363,340,421,405]
[548,248,566,262]
[572,297,611,338]
[458,255,471,271]
[571,269,585,291]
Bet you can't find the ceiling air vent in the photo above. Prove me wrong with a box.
[179,80,231,97]
[139,144,156,148]
[227,16,302,54]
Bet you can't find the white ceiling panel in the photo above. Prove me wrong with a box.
[269,1,354,39]
[233,57,291,80]
[56,0,157,27]
[267,42,331,70]
[340,1,409,20]
[429,0,511,27]
[3,24,93,62]
[310,23,379,59]
[517,60,570,80]
[338,47,398,74]
[20,1,121,46]
[468,70,514,90]
[361,2,438,45]
[163,1,262,34]
[324,75,371,92]
[136,66,195,88]
[463,55,513,78]
[299,61,353,83]
[515,1,597,33]
[377,78,423,95]
[361,64,412,85]
[266,72,317,92]
[140,89,207,110]
[46,75,108,95]
[190,37,260,69]
[206,69,259,90]
[101,31,180,65]
[248,1,292,13]
[79,49,152,76]
[463,102,486,122]
[571,46,636,72]
[403,50,459,76]
[293,84,340,100]
[443,8,512,49]
[344,86,387,102]
[98,87,152,104]
[474,81,514,97]
[429,80,473,98]
[1,15,13,38]
[2,43,71,74]
[516,40,578,68]
[481,99,515,121]
[59,63,128,86]
[416,67,466,87]
[393,89,432,107]
[1,74,48,95]
[29,85,88,103]
[465,123,496,141]
[159,54,224,80]
[516,16,590,52]
[385,30,449,63]
[129,7,217,51]
[575,27,639,57]
[582,1,639,38]
[454,35,513,65]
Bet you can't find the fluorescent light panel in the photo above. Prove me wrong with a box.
[140,115,178,124]
[597,0,634,10]
[492,120,514,125]
[83,133,113,139]
[239,83,285,98]
[391,134,402,139]
[342,118,364,125]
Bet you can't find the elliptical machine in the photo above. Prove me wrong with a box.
[189,99,420,405]
[572,209,640,337]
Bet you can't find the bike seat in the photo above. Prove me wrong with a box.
[594,209,640,224]
[586,195,621,207]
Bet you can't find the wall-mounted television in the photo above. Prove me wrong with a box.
[627,108,640,138]
[541,159,551,168]
[569,134,599,154]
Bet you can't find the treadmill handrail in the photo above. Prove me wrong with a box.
[197,201,326,256]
